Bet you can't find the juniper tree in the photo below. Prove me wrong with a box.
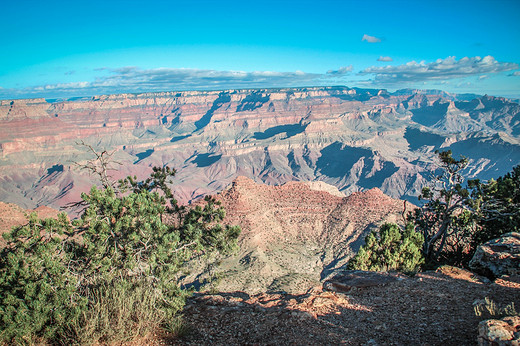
[0,155,240,343]
[408,150,479,266]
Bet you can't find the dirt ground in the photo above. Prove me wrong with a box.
[164,266,519,345]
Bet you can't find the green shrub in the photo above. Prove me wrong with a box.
[0,165,240,344]
[348,223,424,274]
[0,213,85,344]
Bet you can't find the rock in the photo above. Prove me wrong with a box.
[290,310,314,320]
[478,316,520,345]
[323,270,403,293]
[469,232,520,278]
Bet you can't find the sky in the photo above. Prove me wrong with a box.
[1,0,520,100]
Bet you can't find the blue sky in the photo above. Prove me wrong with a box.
[1,0,520,99]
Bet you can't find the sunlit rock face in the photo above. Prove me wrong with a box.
[186,176,414,293]
[0,86,519,210]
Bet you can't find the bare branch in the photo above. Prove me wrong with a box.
[74,140,122,190]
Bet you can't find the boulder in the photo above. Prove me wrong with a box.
[478,316,520,345]
[469,232,520,278]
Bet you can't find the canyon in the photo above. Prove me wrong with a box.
[1,87,519,344]
[0,86,519,212]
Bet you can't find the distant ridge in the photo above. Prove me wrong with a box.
[0,86,519,211]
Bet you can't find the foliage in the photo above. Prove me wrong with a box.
[469,165,520,246]
[0,163,240,344]
[474,297,518,319]
[0,213,85,344]
[408,150,479,266]
[348,223,424,274]
[408,150,519,268]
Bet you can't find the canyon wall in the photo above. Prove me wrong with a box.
[0,86,519,210]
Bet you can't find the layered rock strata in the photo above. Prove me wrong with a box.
[1,87,519,211]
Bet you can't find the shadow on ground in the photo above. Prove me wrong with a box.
[167,267,519,345]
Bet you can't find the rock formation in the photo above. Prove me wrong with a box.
[0,87,519,212]
[478,316,520,346]
[183,177,414,293]
[470,232,520,278]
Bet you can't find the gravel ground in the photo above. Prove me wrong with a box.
[166,267,519,345]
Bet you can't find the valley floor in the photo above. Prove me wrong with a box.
[168,267,518,345]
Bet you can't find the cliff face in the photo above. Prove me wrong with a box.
[0,86,519,210]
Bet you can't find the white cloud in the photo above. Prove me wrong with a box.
[96,68,323,90]
[1,67,355,99]
[509,71,520,76]
[360,56,518,84]
[326,66,353,75]
[456,81,472,88]
[44,81,91,90]
[377,56,393,62]
[478,75,488,80]
[362,34,382,43]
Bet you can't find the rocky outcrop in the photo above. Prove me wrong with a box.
[478,316,520,346]
[469,232,520,278]
[183,177,414,294]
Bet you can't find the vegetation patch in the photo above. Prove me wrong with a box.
[348,223,424,274]
[0,149,240,344]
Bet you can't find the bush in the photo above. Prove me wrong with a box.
[348,223,424,274]
[0,213,85,344]
[0,166,240,344]
[66,280,160,344]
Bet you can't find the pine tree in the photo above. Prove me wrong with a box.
[0,161,240,344]
[469,165,520,245]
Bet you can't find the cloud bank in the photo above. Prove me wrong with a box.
[1,56,517,99]
[99,67,323,90]
[0,65,357,99]
[1,68,329,99]
[360,56,518,84]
